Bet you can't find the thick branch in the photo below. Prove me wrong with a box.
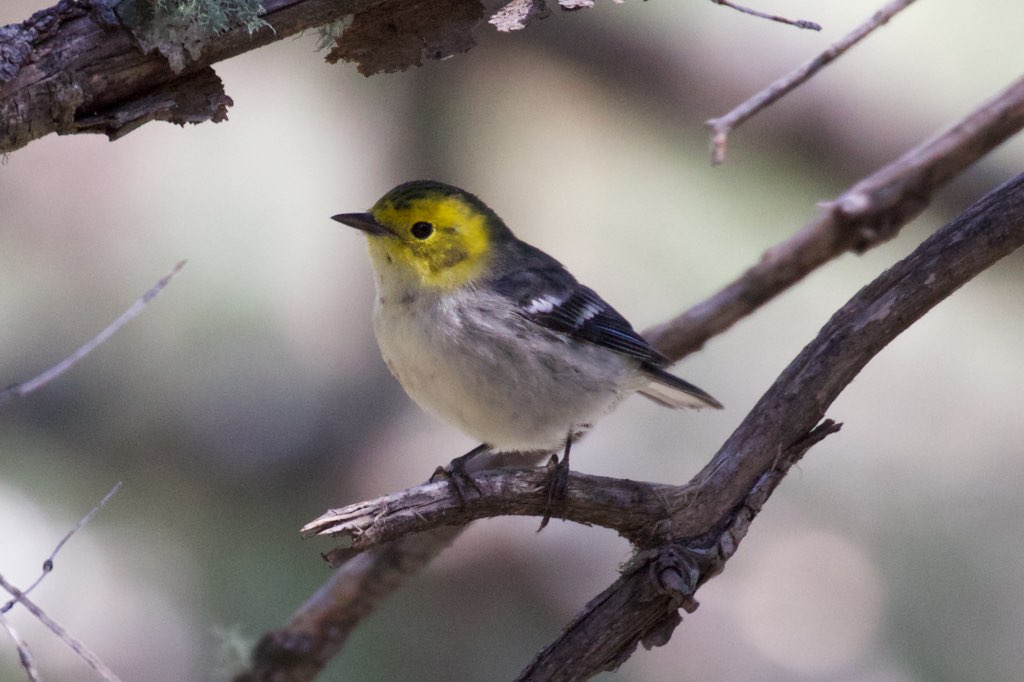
[1,0,342,151]
[0,0,646,150]
[305,419,841,554]
[300,173,1024,678]
[297,172,1024,677]
[0,0,487,152]
[521,173,1024,678]
[518,420,840,681]
[645,74,1024,361]
[303,418,845,560]
[673,172,1024,534]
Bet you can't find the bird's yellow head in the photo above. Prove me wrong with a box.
[333,181,512,292]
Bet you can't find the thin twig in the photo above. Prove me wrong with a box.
[303,470,676,558]
[1,482,123,614]
[0,575,123,682]
[0,611,41,682]
[710,0,820,31]
[0,261,187,405]
[706,0,918,164]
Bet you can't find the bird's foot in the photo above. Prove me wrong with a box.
[430,443,488,505]
[538,438,573,531]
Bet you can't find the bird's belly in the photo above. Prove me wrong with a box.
[373,296,635,451]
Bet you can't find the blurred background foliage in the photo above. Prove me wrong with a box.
[1,1,1023,680]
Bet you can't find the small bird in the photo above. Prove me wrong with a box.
[333,181,721,519]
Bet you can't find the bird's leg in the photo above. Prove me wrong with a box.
[431,442,489,504]
[538,432,573,531]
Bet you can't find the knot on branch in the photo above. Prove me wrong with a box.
[649,546,701,613]
[830,187,931,252]
[601,543,717,656]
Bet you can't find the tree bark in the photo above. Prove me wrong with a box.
[0,0,489,152]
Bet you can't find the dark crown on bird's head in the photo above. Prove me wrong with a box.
[377,180,516,241]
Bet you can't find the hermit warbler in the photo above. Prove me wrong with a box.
[333,181,721,498]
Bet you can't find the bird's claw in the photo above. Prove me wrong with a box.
[538,452,571,531]
[431,458,482,505]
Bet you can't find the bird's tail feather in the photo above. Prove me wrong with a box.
[639,365,723,410]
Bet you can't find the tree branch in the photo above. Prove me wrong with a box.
[302,469,678,558]
[234,449,549,682]
[0,262,186,405]
[709,0,820,31]
[676,170,1024,532]
[518,172,1024,679]
[0,574,123,682]
[0,0,648,151]
[706,0,919,165]
[647,73,1024,361]
[241,70,1024,681]
[299,170,1024,679]
[0,611,40,682]
[0,0,461,152]
[1,483,125,680]
[304,419,842,559]
[1,482,123,615]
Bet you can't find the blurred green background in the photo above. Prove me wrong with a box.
[2,1,1023,680]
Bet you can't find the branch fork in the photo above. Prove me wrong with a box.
[289,160,1024,679]
[244,74,1024,674]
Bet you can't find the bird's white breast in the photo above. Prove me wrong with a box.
[372,285,640,452]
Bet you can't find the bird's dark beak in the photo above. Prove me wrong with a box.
[331,212,392,236]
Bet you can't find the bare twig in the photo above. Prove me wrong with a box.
[710,0,820,31]
[0,611,40,682]
[706,0,918,165]
[303,470,676,556]
[0,262,186,405]
[0,482,123,679]
[0,575,123,682]
[1,482,123,614]
[650,73,1024,360]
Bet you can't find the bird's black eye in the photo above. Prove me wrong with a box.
[410,221,434,239]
